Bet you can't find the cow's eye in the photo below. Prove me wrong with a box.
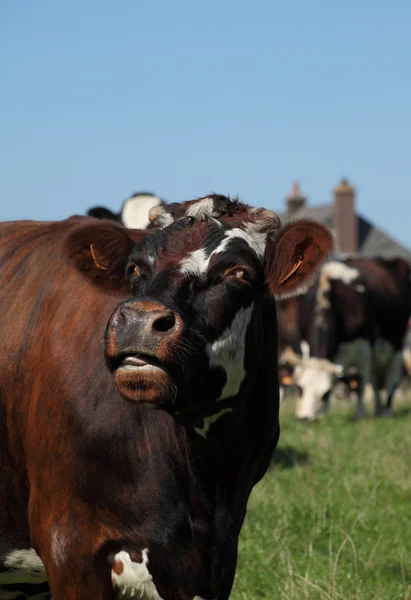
[223,266,250,282]
[126,263,140,279]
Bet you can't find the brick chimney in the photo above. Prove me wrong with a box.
[286,180,306,216]
[333,178,358,254]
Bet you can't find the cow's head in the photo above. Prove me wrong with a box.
[147,193,281,230]
[100,204,333,422]
[292,357,343,420]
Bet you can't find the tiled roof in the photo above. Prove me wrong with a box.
[277,204,411,262]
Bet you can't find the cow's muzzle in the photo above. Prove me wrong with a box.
[105,299,183,405]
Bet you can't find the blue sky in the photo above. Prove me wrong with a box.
[1,1,410,247]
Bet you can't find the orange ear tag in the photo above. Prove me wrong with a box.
[90,244,108,271]
[279,256,303,285]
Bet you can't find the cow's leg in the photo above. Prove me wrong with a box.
[335,339,372,419]
[30,520,161,600]
[354,381,367,418]
[28,522,114,600]
[39,546,113,600]
[372,385,384,416]
[354,380,376,419]
[382,350,404,416]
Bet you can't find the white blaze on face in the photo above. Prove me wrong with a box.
[112,549,163,600]
[179,224,267,277]
[180,248,211,277]
[206,304,254,400]
[213,224,267,260]
[122,195,163,229]
[0,548,47,584]
[294,358,343,420]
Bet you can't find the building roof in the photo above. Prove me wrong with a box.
[277,204,411,263]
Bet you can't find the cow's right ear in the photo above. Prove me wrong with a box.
[265,219,333,298]
[66,221,149,292]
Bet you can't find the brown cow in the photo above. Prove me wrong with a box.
[0,197,332,599]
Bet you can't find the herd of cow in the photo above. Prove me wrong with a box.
[277,256,411,420]
[0,190,408,599]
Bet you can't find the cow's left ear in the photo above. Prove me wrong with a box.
[265,220,333,298]
[66,220,149,292]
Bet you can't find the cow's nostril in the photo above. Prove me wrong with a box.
[117,306,129,325]
[152,313,176,333]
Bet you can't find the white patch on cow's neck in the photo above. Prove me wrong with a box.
[180,248,210,276]
[1,548,47,584]
[324,261,360,284]
[206,304,254,400]
[112,549,163,600]
[122,195,162,229]
[315,268,332,322]
[194,407,233,438]
[185,197,215,218]
[315,261,361,327]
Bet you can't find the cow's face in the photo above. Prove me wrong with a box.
[294,358,343,420]
[104,212,333,419]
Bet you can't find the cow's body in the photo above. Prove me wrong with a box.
[293,258,411,419]
[0,199,332,598]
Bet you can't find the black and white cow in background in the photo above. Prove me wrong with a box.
[87,191,167,229]
[289,257,411,420]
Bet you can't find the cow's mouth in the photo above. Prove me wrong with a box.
[111,352,176,405]
[108,352,167,374]
[118,353,165,371]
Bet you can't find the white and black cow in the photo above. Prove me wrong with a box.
[0,195,333,599]
[291,258,411,420]
[87,191,167,229]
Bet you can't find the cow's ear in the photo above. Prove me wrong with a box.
[87,206,118,221]
[66,221,149,292]
[265,220,333,298]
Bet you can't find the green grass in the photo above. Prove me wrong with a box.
[231,393,411,600]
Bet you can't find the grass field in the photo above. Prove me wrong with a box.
[231,392,411,600]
